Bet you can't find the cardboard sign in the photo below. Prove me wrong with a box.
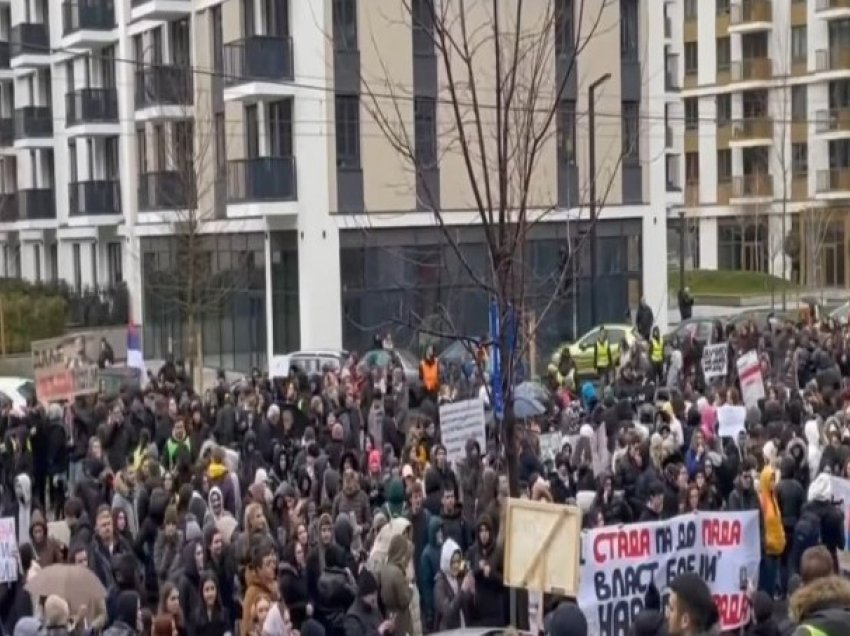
[32,332,100,404]
[439,398,486,465]
[736,351,765,409]
[717,404,747,438]
[701,343,728,382]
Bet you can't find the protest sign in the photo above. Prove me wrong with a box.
[439,398,486,465]
[717,404,746,438]
[736,351,765,408]
[32,332,99,404]
[539,431,563,463]
[0,517,16,583]
[504,498,581,596]
[578,511,760,636]
[701,343,728,382]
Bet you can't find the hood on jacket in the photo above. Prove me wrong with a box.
[465,438,481,463]
[787,438,807,466]
[273,481,297,511]
[780,456,797,480]
[439,538,461,575]
[579,424,594,439]
[30,509,47,539]
[427,515,443,549]
[14,473,31,504]
[208,486,224,517]
[808,473,832,502]
[147,488,169,526]
[387,534,411,569]
[323,468,340,501]
[476,514,494,549]
[113,591,140,629]
[385,478,405,507]
[180,540,201,582]
[790,575,850,623]
[333,515,353,551]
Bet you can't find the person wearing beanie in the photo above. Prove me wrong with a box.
[343,570,395,635]
[545,602,588,636]
[666,572,719,635]
[103,590,140,636]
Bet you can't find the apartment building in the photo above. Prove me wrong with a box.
[668,0,850,287]
[0,0,669,373]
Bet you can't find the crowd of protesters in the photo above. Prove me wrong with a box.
[2,301,850,636]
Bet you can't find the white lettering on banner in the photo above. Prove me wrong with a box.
[578,511,761,636]
[439,398,487,466]
[717,404,747,439]
[0,517,17,583]
[701,344,728,382]
[736,351,765,409]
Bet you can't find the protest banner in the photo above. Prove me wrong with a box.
[717,404,746,438]
[701,343,728,382]
[736,351,765,409]
[539,431,563,463]
[439,398,486,465]
[578,511,760,636]
[32,332,99,404]
[0,517,16,583]
[504,498,582,596]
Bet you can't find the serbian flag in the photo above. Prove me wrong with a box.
[127,323,146,376]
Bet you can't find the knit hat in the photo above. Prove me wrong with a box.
[668,572,718,631]
[44,595,69,628]
[545,602,587,636]
[357,569,379,597]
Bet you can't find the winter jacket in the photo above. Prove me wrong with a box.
[29,510,63,567]
[418,516,443,627]
[379,535,414,636]
[759,466,786,556]
[153,529,183,585]
[279,560,310,626]
[176,541,204,630]
[458,440,482,527]
[343,598,385,636]
[728,482,760,512]
[332,471,372,530]
[433,539,473,631]
[465,516,505,627]
[111,475,140,537]
[439,508,469,554]
[790,576,850,636]
[775,458,805,534]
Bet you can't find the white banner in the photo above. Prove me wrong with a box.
[578,511,761,636]
[701,343,728,382]
[439,398,486,465]
[736,351,765,408]
[717,404,746,439]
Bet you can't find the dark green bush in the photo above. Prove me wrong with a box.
[2,293,66,354]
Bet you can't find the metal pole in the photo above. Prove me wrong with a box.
[588,73,610,326]
[679,210,686,293]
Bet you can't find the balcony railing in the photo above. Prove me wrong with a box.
[10,23,49,58]
[816,46,850,72]
[223,36,294,85]
[816,108,850,133]
[69,180,120,216]
[227,156,297,203]
[665,54,680,90]
[0,193,17,222]
[0,118,12,147]
[62,0,115,34]
[732,117,773,142]
[732,174,773,198]
[730,0,772,26]
[134,67,192,109]
[817,168,850,192]
[14,106,52,139]
[18,188,55,220]
[138,171,193,210]
[66,88,118,125]
[816,0,850,12]
[0,42,9,69]
[731,57,772,81]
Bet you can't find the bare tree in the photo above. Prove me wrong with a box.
[799,205,836,293]
[358,0,630,495]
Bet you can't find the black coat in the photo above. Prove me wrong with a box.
[343,598,384,636]
[466,537,505,627]
[279,562,310,625]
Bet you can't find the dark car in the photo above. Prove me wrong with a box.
[357,348,424,405]
[665,318,718,346]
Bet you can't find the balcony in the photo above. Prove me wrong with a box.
[0,41,10,74]
[66,88,119,135]
[129,0,191,23]
[134,67,192,120]
[62,0,116,48]
[226,157,297,215]
[69,180,121,217]
[729,1,773,33]
[816,168,850,198]
[223,36,295,102]
[0,193,16,222]
[816,0,850,20]
[815,108,850,137]
[18,188,55,221]
[730,58,772,83]
[816,47,850,74]
[731,174,773,202]
[10,23,50,68]
[0,118,12,148]
[731,117,773,146]
[14,106,53,147]
[138,171,193,211]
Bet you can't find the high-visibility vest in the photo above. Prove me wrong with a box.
[595,340,611,368]
[650,337,664,363]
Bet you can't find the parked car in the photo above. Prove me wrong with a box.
[0,377,36,410]
[549,323,637,379]
[358,348,424,404]
[665,318,719,347]
[269,350,349,378]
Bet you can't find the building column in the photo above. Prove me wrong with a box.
[699,217,718,270]
[642,212,668,332]
[264,231,274,365]
[297,226,342,349]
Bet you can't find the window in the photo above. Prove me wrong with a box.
[265,0,289,37]
[242,0,255,36]
[414,97,437,166]
[215,113,226,177]
[65,61,75,92]
[333,0,357,51]
[716,37,730,72]
[72,243,82,293]
[210,5,223,72]
[136,125,147,174]
[717,149,731,183]
[153,124,166,171]
[622,101,639,159]
[792,143,808,176]
[684,97,699,130]
[716,0,730,15]
[792,26,807,62]
[173,121,193,177]
[34,244,40,282]
[170,19,191,67]
[620,0,638,61]
[108,242,122,284]
[102,46,116,89]
[412,0,434,55]
[335,94,360,168]
[105,136,119,179]
[684,42,698,75]
[717,94,731,126]
[792,85,807,121]
[268,99,293,157]
[245,104,259,158]
[68,141,77,183]
[49,243,58,281]
[685,151,699,183]
[91,244,98,289]
[555,0,574,55]
[685,0,698,20]
[558,100,576,164]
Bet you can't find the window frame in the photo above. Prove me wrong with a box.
[335,94,361,169]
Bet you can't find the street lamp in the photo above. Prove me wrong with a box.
[589,72,611,326]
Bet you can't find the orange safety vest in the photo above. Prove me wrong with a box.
[420,359,439,392]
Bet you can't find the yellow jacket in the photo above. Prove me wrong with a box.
[759,466,786,556]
